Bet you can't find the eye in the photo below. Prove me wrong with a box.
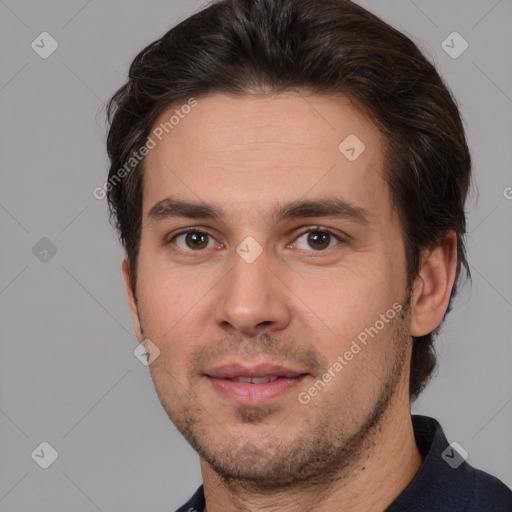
[293,228,343,252]
[168,229,218,252]
[165,226,345,256]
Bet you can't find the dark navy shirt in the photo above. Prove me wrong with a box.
[175,414,512,511]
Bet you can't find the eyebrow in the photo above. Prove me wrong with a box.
[147,196,369,226]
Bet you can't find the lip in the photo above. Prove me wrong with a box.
[205,362,307,379]
[204,362,309,406]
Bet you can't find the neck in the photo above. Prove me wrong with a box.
[200,396,422,512]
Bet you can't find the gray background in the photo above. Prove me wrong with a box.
[0,0,511,510]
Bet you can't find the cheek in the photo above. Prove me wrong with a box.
[135,272,208,370]
[292,264,397,329]
[289,269,405,397]
[138,255,206,324]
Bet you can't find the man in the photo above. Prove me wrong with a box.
[104,0,512,510]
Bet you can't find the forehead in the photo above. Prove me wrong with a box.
[142,92,389,223]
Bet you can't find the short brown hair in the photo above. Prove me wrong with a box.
[105,0,471,401]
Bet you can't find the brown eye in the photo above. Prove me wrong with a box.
[185,232,209,249]
[172,230,214,251]
[294,229,342,252]
[307,231,331,250]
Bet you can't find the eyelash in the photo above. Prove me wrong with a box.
[165,226,346,256]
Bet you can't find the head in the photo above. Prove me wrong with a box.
[105,0,470,490]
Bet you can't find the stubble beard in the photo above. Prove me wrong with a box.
[150,301,411,495]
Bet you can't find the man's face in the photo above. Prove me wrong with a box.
[127,92,413,488]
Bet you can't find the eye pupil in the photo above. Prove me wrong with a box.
[308,231,330,250]
[186,232,208,249]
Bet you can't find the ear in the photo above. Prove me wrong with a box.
[122,257,144,342]
[409,231,458,337]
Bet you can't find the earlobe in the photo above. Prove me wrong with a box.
[409,232,458,337]
[122,257,144,342]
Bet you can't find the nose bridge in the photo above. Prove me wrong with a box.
[213,240,290,334]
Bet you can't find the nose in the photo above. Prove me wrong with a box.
[213,245,292,337]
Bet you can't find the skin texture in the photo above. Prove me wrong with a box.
[122,92,458,511]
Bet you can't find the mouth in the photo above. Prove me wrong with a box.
[204,362,309,406]
[225,375,285,384]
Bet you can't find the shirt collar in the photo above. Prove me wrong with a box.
[385,414,472,511]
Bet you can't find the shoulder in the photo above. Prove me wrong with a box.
[469,465,512,511]
[387,415,512,511]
